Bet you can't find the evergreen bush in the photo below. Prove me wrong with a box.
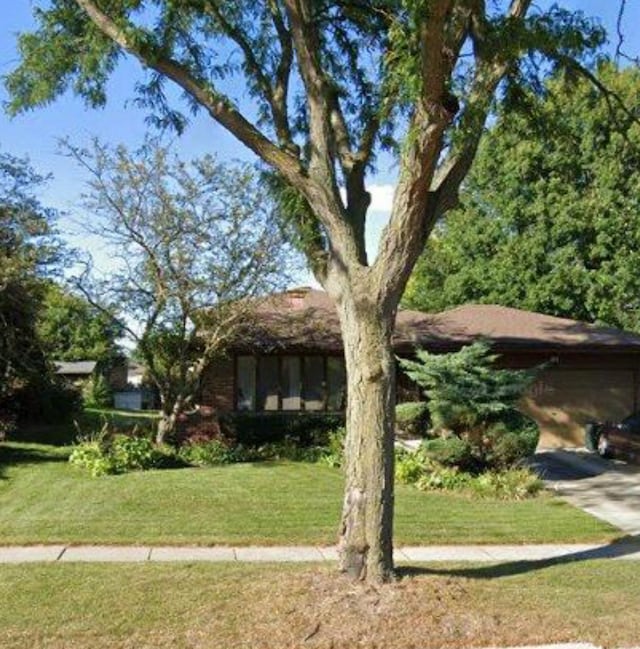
[421,436,476,471]
[395,401,431,437]
[399,341,541,470]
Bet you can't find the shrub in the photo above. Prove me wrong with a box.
[254,438,324,462]
[82,374,113,409]
[11,377,82,427]
[178,435,326,466]
[395,402,430,437]
[469,468,543,500]
[0,410,17,441]
[178,439,237,466]
[69,440,112,477]
[109,434,162,472]
[421,436,476,471]
[322,426,346,468]
[69,427,164,475]
[395,449,426,484]
[398,341,539,434]
[482,414,539,470]
[219,412,344,447]
[394,438,542,500]
[399,342,542,471]
[416,464,472,491]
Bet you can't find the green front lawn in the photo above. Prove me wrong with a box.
[0,442,616,546]
[1,561,639,648]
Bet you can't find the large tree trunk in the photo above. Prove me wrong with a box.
[335,291,396,583]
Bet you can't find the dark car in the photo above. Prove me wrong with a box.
[595,414,640,463]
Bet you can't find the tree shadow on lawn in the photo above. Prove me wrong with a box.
[397,534,640,580]
[0,443,69,472]
[9,422,77,446]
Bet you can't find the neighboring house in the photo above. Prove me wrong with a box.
[200,287,640,448]
[55,359,127,390]
[55,360,154,411]
[112,362,156,411]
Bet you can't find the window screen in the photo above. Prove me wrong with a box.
[236,356,256,411]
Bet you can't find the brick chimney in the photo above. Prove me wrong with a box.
[285,286,312,309]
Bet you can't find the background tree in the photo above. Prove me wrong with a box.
[38,282,122,367]
[0,150,62,426]
[66,140,297,443]
[6,0,616,581]
[404,63,640,329]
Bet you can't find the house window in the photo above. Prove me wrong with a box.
[236,356,256,411]
[257,356,280,411]
[235,354,345,412]
[327,357,347,411]
[304,356,325,410]
[281,356,301,410]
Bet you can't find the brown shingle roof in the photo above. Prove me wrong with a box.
[398,304,640,352]
[54,361,97,375]
[235,288,640,353]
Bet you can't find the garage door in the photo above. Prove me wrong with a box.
[520,369,636,448]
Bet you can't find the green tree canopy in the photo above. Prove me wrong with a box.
[37,283,122,366]
[0,151,60,404]
[404,63,640,331]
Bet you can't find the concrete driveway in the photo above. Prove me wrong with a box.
[532,449,640,535]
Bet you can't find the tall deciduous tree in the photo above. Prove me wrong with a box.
[65,140,295,443]
[403,63,640,330]
[6,0,616,581]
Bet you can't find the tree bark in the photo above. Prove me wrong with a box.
[334,290,396,582]
[156,395,183,445]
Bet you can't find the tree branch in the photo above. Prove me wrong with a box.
[73,0,305,189]
[282,0,368,269]
[267,0,295,149]
[374,0,534,308]
[372,0,457,307]
[282,0,341,183]
[202,0,294,147]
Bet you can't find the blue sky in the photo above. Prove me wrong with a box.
[1,1,639,278]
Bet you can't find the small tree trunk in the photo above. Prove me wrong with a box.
[156,395,183,445]
[335,293,396,583]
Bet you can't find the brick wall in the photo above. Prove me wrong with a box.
[200,356,235,412]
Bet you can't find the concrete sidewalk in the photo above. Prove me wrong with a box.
[2,541,640,564]
[488,646,638,649]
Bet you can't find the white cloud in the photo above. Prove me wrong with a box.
[336,183,395,260]
[338,183,395,214]
[368,183,395,213]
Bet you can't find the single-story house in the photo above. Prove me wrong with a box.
[55,360,150,409]
[200,287,640,448]
[111,362,155,411]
